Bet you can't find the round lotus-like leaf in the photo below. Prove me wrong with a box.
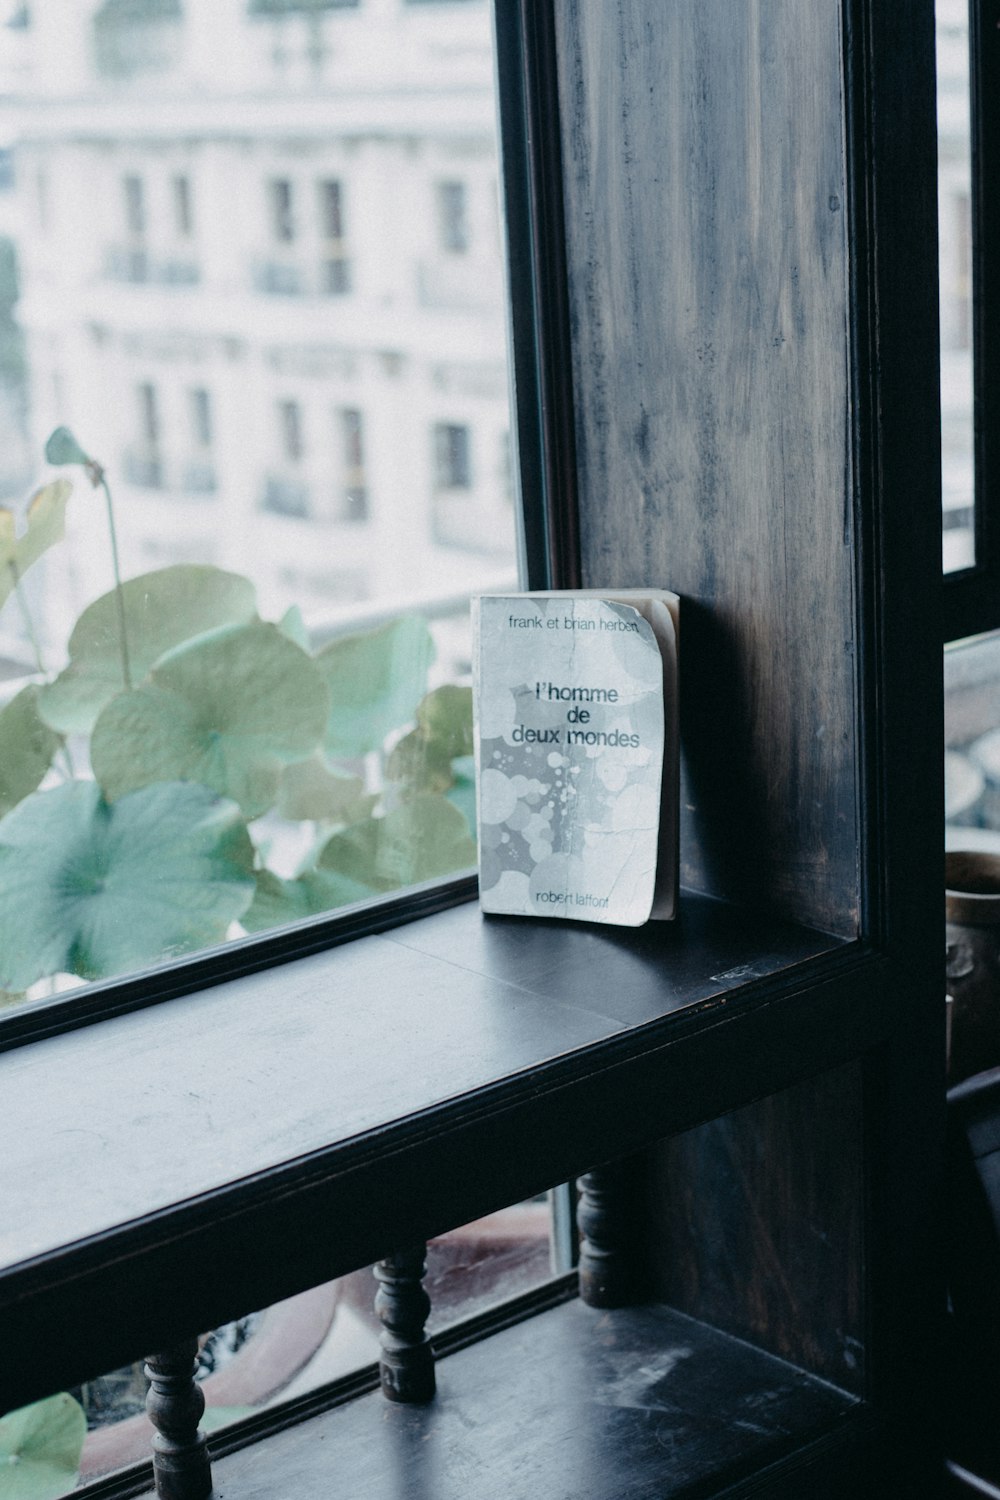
[91,621,330,818]
[0,780,255,991]
[385,728,453,796]
[0,480,73,609]
[315,615,434,757]
[44,426,90,467]
[446,756,476,834]
[0,686,63,816]
[276,756,376,824]
[0,1394,87,1500]
[317,794,476,893]
[277,603,309,650]
[38,565,258,734]
[415,684,473,759]
[243,866,376,933]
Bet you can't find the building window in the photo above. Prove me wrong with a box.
[125,380,163,488]
[269,178,295,244]
[173,174,193,237]
[279,398,304,464]
[319,178,350,294]
[190,388,213,449]
[337,407,367,522]
[433,421,472,489]
[124,174,146,237]
[138,381,160,448]
[437,180,469,254]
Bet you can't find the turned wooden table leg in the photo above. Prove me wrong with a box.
[577,1161,642,1307]
[374,1243,436,1403]
[145,1341,212,1500]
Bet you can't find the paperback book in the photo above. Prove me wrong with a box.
[472,590,680,926]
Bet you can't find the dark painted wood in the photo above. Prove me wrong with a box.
[0,896,838,1289]
[552,0,859,937]
[375,1246,436,1404]
[204,1300,856,1500]
[576,1162,644,1308]
[644,1063,865,1397]
[144,1343,211,1500]
[0,946,886,1414]
[494,2,580,590]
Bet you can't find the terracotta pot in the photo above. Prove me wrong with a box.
[946,851,1000,1085]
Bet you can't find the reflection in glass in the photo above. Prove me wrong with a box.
[0,0,518,1008]
[945,631,1000,849]
[937,0,975,572]
[18,1200,555,1495]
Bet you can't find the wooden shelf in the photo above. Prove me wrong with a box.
[191,1298,858,1500]
[0,894,877,1412]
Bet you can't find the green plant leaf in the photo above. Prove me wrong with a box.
[0,780,254,990]
[277,603,309,650]
[415,684,474,758]
[276,755,377,823]
[385,728,453,795]
[0,1393,86,1500]
[38,565,258,734]
[446,755,477,834]
[91,621,330,818]
[315,615,434,757]
[44,425,90,466]
[243,866,376,933]
[0,686,63,816]
[0,480,73,609]
[386,686,475,800]
[317,794,476,893]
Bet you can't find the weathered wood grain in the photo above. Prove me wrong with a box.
[554,0,858,935]
[208,1300,856,1500]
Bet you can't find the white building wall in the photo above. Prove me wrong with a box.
[0,0,516,664]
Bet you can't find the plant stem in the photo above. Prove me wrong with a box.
[99,473,132,691]
[10,561,46,677]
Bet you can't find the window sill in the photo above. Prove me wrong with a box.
[0,892,880,1412]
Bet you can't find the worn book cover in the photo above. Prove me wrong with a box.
[472,590,679,926]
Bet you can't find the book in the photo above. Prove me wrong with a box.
[472,589,680,926]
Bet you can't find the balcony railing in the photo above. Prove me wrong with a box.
[254,257,353,298]
[261,473,311,518]
[122,448,164,490]
[104,247,200,287]
[182,460,218,496]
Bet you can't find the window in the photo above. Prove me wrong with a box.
[434,420,472,489]
[319,178,350,293]
[278,397,304,464]
[437,179,469,253]
[189,386,212,449]
[941,0,1000,858]
[137,380,159,449]
[336,405,367,521]
[269,178,295,244]
[123,173,146,237]
[173,173,193,237]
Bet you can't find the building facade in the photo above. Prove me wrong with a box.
[0,0,516,660]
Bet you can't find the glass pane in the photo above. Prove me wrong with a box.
[937,0,976,572]
[0,0,518,1011]
[945,630,1000,846]
[14,1197,557,1494]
